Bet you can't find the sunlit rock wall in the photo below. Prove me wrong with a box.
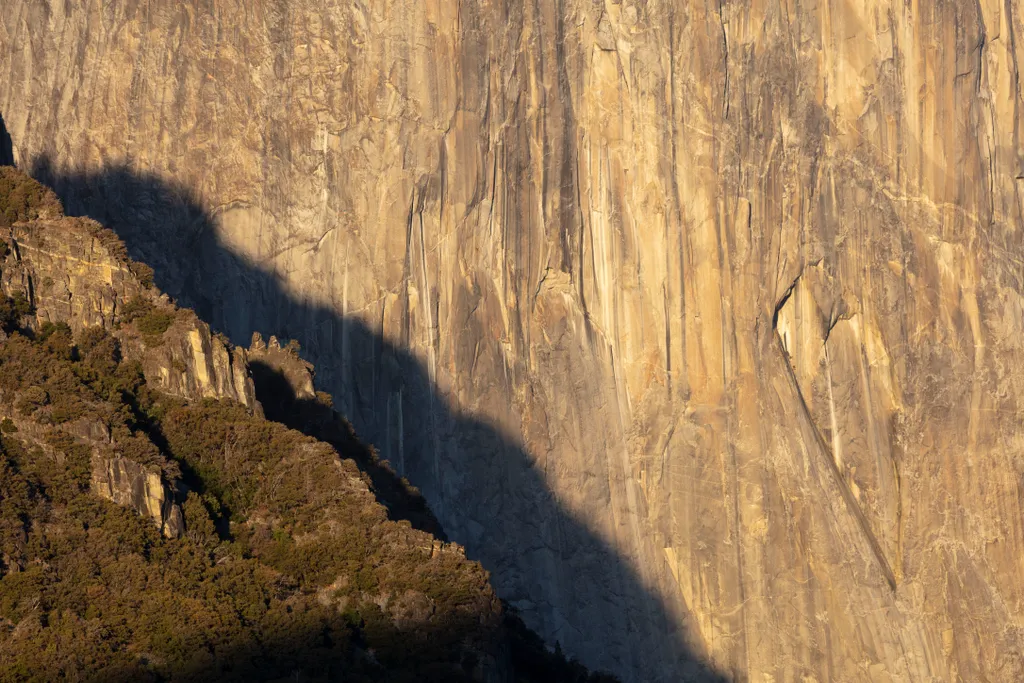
[3,1,1024,680]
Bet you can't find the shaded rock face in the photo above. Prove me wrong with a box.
[248,332,316,401]
[4,2,1024,681]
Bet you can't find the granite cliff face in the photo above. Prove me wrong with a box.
[3,1,1024,680]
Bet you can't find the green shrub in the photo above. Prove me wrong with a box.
[38,320,71,341]
[182,491,217,547]
[38,321,74,360]
[119,294,153,323]
[136,309,175,346]
[86,224,130,263]
[0,291,33,332]
[136,310,174,336]
[129,260,155,288]
[0,167,63,227]
[75,326,121,377]
[15,385,48,416]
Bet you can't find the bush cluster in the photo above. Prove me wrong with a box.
[119,295,176,346]
[0,325,493,681]
[0,167,63,228]
[0,292,32,333]
[0,323,610,682]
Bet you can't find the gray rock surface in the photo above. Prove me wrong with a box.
[4,1,1024,680]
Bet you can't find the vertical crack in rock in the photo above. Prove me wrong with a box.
[774,276,897,592]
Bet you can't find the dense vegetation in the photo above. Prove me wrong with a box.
[0,166,62,227]
[0,315,617,682]
[0,165,614,681]
[0,322,483,681]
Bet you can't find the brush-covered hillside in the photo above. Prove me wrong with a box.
[0,166,614,683]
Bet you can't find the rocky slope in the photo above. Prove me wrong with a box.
[3,1,1024,680]
[0,167,612,682]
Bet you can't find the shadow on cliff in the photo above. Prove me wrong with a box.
[103,609,621,683]
[27,155,726,683]
[0,115,12,167]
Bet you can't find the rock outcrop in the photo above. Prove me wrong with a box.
[248,332,316,401]
[2,217,142,331]
[90,452,184,539]
[4,2,1024,680]
[2,213,257,409]
[0,409,186,540]
[119,311,257,409]
[0,194,253,540]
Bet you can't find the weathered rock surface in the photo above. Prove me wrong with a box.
[120,310,257,409]
[3,218,143,330]
[90,452,185,539]
[4,1,1024,681]
[3,215,257,409]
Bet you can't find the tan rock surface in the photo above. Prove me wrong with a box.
[119,311,257,409]
[4,1,1024,680]
[90,452,185,539]
[3,217,144,331]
